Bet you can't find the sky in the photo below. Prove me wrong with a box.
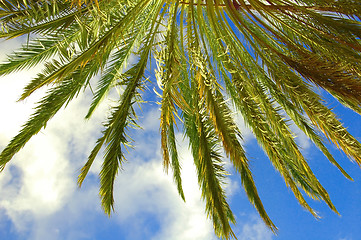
[0,36,360,240]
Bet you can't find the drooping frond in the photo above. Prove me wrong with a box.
[156,1,186,200]
[191,45,277,231]
[1,0,361,239]
[181,76,236,239]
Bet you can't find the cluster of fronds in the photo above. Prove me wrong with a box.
[1,0,361,239]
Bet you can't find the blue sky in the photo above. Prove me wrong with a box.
[0,35,360,240]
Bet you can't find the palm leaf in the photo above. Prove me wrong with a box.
[1,1,361,239]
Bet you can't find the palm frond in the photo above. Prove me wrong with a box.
[156,1,186,200]
[0,32,77,76]
[182,80,236,239]
[1,1,361,239]
[86,6,154,118]
[78,0,166,213]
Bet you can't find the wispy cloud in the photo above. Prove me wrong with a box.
[0,68,106,239]
[289,122,312,152]
[236,215,274,240]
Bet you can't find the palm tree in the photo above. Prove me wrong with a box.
[0,0,361,238]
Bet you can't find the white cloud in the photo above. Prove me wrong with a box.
[0,65,109,239]
[237,215,274,240]
[0,38,23,61]
[0,65,218,240]
[108,121,217,240]
[289,122,312,151]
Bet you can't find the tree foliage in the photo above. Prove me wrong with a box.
[1,0,361,238]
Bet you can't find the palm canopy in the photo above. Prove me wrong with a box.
[1,0,361,238]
